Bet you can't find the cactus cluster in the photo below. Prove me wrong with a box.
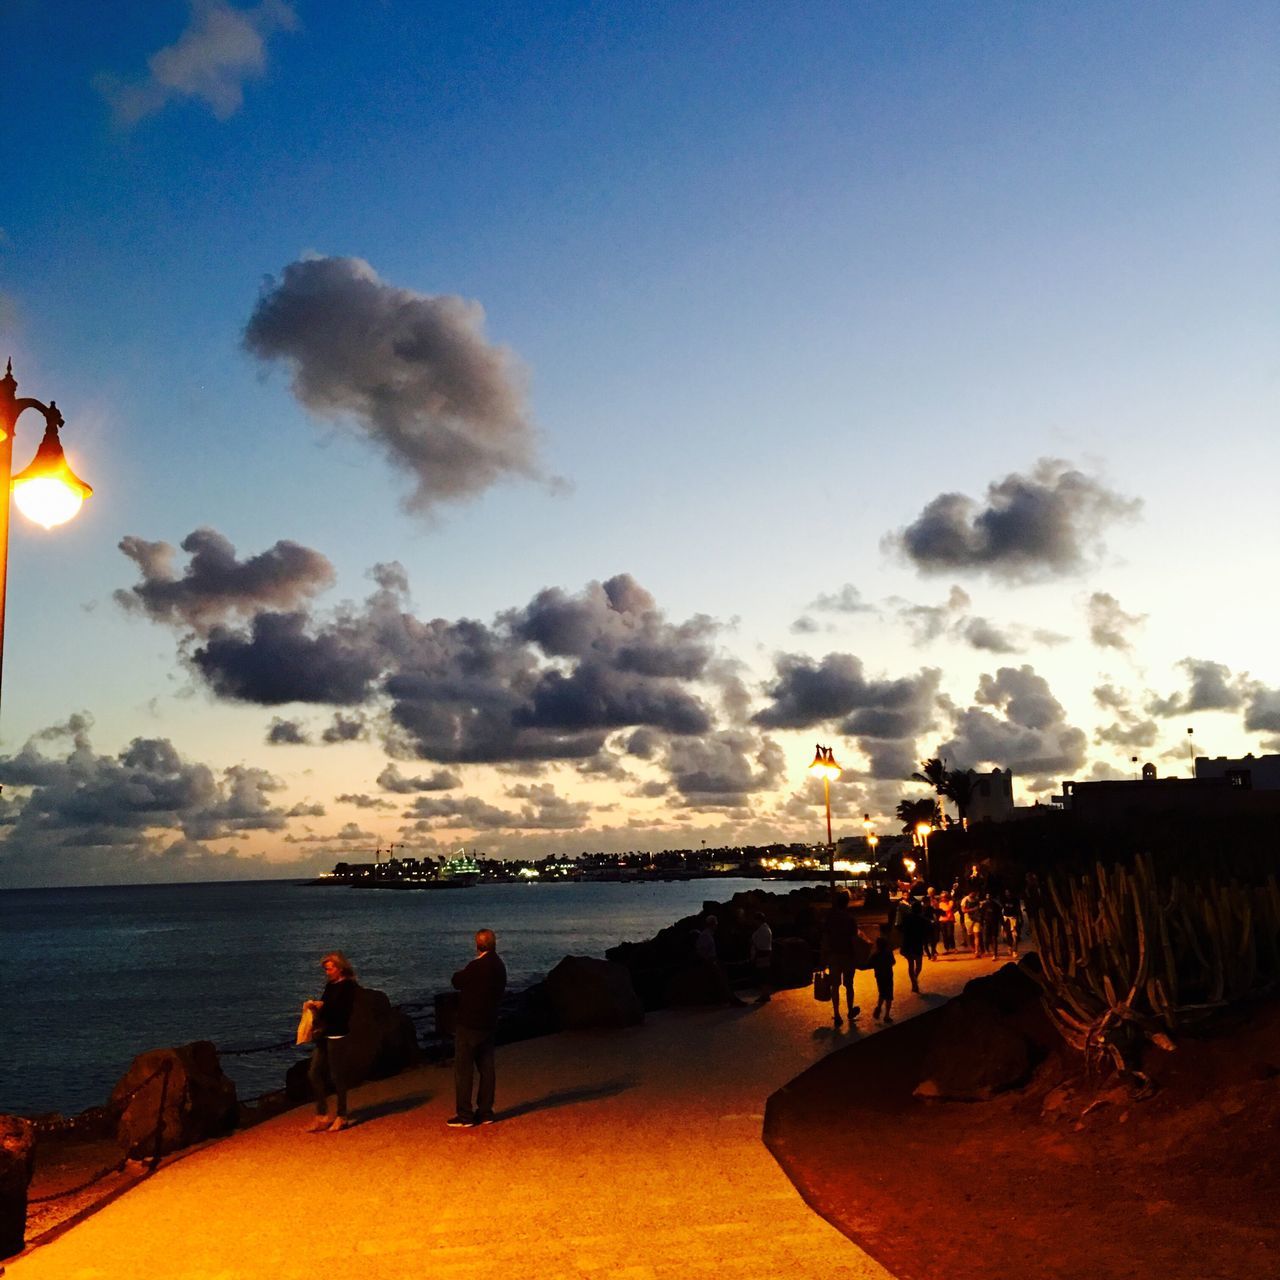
[1028,853,1280,1078]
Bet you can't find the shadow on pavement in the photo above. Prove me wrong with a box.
[355,1090,434,1124]
[500,1078,638,1120]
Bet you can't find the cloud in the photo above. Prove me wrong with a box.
[334,793,397,810]
[1086,591,1146,651]
[1091,683,1158,750]
[96,1,296,125]
[939,665,1088,789]
[1146,658,1248,718]
[894,586,971,645]
[403,785,591,831]
[265,716,308,745]
[1243,685,1280,734]
[377,764,461,793]
[0,713,303,886]
[958,617,1020,654]
[320,712,367,744]
[886,460,1140,582]
[244,256,548,516]
[662,730,785,808]
[116,527,334,633]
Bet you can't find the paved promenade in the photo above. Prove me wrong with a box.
[12,951,992,1280]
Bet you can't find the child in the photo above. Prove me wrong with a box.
[870,924,896,1023]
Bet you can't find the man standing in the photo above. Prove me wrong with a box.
[821,890,867,1026]
[448,928,507,1128]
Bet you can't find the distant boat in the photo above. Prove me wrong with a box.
[436,851,480,888]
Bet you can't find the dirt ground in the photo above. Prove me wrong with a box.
[765,973,1280,1280]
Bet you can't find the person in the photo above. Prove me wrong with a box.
[870,925,896,1023]
[448,928,507,1127]
[1002,890,1022,955]
[695,914,747,1006]
[982,892,1004,961]
[899,898,928,993]
[748,911,773,1004]
[960,887,983,958]
[821,891,866,1026]
[923,890,940,961]
[304,951,359,1133]
[937,889,956,953]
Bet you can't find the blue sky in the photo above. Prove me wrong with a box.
[1,1,1277,885]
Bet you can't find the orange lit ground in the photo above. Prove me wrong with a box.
[9,953,990,1280]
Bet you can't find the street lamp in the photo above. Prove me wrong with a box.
[808,743,841,889]
[0,361,94,716]
[915,821,933,883]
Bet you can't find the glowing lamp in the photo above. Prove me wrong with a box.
[915,821,933,840]
[807,745,841,781]
[903,857,917,875]
[12,420,93,529]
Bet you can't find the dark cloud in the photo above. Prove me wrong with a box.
[790,616,820,635]
[663,731,785,808]
[96,0,297,125]
[1091,683,1158,750]
[809,584,875,615]
[0,714,303,886]
[402,785,591,830]
[287,801,326,818]
[959,617,1020,654]
[1146,659,1248,717]
[1244,686,1280,734]
[116,527,334,633]
[887,460,1140,582]
[377,764,461,793]
[624,728,664,760]
[321,712,367,744]
[1086,592,1145,651]
[334,793,397,810]
[266,717,308,745]
[243,256,547,516]
[894,586,971,645]
[940,665,1087,789]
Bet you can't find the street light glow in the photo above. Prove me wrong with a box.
[12,422,93,529]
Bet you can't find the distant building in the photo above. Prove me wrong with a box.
[1195,753,1280,790]
[967,768,1016,824]
[1054,761,1280,822]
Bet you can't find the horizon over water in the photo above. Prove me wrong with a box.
[4,876,762,1116]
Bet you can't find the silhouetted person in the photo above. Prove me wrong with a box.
[448,928,507,1127]
[695,914,746,1006]
[900,899,928,993]
[870,925,896,1023]
[749,911,774,1003]
[304,951,359,1133]
[821,891,867,1025]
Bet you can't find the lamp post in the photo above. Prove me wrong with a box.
[915,821,933,884]
[0,361,94,718]
[808,743,841,890]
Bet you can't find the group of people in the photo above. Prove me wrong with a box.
[304,928,507,1134]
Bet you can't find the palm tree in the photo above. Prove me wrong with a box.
[945,768,976,828]
[896,796,941,834]
[911,756,949,793]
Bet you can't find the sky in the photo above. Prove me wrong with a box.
[0,0,1277,887]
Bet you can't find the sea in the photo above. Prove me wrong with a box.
[2,877,761,1117]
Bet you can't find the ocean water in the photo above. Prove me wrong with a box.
[2,877,758,1116]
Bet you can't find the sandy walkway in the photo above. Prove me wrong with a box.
[11,951,992,1280]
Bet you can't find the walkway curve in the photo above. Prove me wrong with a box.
[11,952,993,1280]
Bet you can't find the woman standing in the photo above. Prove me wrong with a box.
[304,951,359,1133]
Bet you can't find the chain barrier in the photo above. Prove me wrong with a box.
[28,1060,173,1206]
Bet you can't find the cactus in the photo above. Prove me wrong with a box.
[1029,852,1280,1080]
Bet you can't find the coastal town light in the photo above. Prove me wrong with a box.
[0,360,94,716]
[808,744,841,889]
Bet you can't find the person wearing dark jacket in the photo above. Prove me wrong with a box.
[304,951,359,1133]
[448,928,507,1127]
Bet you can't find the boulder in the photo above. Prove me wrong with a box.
[545,956,644,1030]
[0,1115,35,1258]
[112,1041,237,1158]
[663,961,732,1007]
[285,987,420,1102]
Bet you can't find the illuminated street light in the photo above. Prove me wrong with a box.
[0,360,94,715]
[915,821,933,882]
[808,743,841,889]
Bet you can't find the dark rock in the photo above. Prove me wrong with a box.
[0,1115,35,1258]
[112,1041,238,1158]
[497,981,556,1045]
[545,956,644,1030]
[663,961,733,1007]
[434,990,460,1039]
[912,963,1051,1102]
[774,936,817,988]
[284,1057,312,1104]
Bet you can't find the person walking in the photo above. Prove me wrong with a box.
[900,898,928,993]
[748,911,774,1003]
[870,925,896,1023]
[448,928,507,1127]
[695,914,747,1006]
[304,951,359,1133]
[821,890,866,1026]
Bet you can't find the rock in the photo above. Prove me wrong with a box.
[663,961,733,1007]
[914,1000,1031,1101]
[774,936,817,988]
[112,1041,237,1158]
[545,956,644,1030]
[0,1115,35,1258]
[285,988,420,1102]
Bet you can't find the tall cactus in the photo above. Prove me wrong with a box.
[1029,853,1280,1079]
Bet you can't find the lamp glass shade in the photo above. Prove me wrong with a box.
[807,748,841,781]
[12,429,93,529]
